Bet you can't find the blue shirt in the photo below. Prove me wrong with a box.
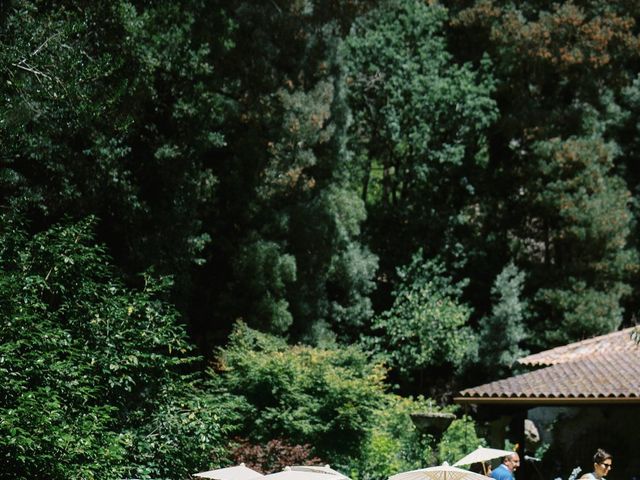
[491,464,514,480]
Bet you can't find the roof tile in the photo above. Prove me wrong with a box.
[458,349,640,399]
[518,327,637,366]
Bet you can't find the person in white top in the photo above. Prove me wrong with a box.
[580,449,613,480]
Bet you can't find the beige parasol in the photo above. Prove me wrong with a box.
[452,447,517,467]
[257,467,348,480]
[389,462,491,480]
[194,463,265,480]
[289,465,350,480]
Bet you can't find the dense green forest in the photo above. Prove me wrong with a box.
[2,0,639,478]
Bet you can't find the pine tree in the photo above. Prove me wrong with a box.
[479,262,527,378]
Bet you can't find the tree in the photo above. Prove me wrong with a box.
[343,0,497,299]
[447,1,639,346]
[0,216,242,480]
[0,0,234,343]
[201,0,378,344]
[364,253,478,395]
[478,262,527,379]
[524,137,635,344]
[611,74,640,320]
[0,0,378,348]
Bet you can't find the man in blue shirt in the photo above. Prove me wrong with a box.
[490,453,520,480]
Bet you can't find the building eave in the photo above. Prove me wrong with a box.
[453,396,640,406]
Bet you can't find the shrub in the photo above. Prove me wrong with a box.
[216,322,388,464]
[230,438,321,473]
[350,397,484,480]
[438,416,485,465]
[0,216,242,479]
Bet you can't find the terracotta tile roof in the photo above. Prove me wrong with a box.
[517,327,637,367]
[456,350,640,402]
[455,329,640,404]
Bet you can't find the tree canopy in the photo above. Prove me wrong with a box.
[0,216,242,479]
[2,0,640,477]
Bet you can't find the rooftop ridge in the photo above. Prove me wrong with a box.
[517,327,636,366]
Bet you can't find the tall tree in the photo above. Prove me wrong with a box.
[200,0,378,344]
[0,0,231,318]
[342,0,497,311]
[524,136,635,344]
[448,0,639,346]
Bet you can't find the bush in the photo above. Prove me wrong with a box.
[216,322,388,464]
[230,438,321,474]
[351,396,485,480]
[438,416,485,465]
[0,216,242,479]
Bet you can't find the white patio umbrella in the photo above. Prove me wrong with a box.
[452,447,517,467]
[289,465,350,480]
[259,467,345,480]
[389,462,490,480]
[194,463,265,480]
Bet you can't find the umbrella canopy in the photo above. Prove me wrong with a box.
[289,465,350,480]
[453,447,517,467]
[260,468,345,480]
[194,463,265,480]
[389,462,489,480]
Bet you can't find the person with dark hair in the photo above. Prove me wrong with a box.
[469,462,492,477]
[490,453,520,480]
[580,449,613,480]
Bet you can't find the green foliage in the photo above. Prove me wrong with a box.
[216,322,387,463]
[351,395,446,480]
[0,216,241,479]
[128,380,244,479]
[478,263,528,378]
[215,323,489,479]
[448,1,639,349]
[0,0,378,356]
[523,137,635,345]
[451,1,640,139]
[0,0,234,335]
[364,253,478,390]
[349,395,425,480]
[351,397,486,480]
[343,0,497,280]
[203,0,378,343]
[613,74,640,320]
[438,416,485,465]
[231,240,298,334]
